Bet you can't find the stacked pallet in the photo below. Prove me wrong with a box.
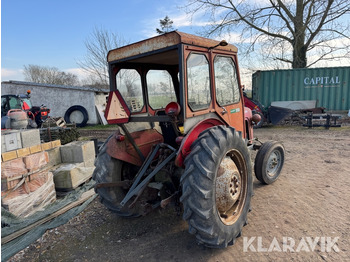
[2,129,96,218]
[1,133,61,217]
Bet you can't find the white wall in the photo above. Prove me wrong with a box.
[1,81,109,125]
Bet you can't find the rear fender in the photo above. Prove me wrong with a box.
[175,118,225,168]
[106,128,164,166]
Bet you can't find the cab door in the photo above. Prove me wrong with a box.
[212,54,244,133]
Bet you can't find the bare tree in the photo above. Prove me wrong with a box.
[156,16,176,34]
[184,0,350,68]
[23,64,79,86]
[78,27,127,87]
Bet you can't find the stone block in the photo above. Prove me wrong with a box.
[23,151,49,172]
[53,163,95,190]
[46,147,62,167]
[1,131,22,152]
[20,129,41,148]
[1,157,27,178]
[1,158,27,191]
[60,141,95,164]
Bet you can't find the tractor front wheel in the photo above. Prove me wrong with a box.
[180,126,253,248]
[254,141,285,184]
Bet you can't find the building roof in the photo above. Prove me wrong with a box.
[1,80,109,93]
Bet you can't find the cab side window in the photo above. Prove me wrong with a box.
[147,70,176,109]
[116,69,143,112]
[187,53,211,111]
[214,56,240,106]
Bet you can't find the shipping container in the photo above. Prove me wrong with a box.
[252,66,350,111]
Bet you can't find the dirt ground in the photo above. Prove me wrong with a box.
[9,126,350,262]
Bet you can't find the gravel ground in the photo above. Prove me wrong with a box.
[8,125,350,262]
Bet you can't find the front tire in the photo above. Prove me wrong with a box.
[254,141,285,184]
[180,126,253,248]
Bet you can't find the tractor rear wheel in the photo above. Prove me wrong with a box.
[180,126,253,248]
[92,135,141,217]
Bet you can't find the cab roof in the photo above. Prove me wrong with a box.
[107,31,238,63]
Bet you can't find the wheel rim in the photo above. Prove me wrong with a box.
[215,149,248,225]
[266,150,281,177]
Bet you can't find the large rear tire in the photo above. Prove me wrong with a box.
[92,135,141,217]
[180,126,253,248]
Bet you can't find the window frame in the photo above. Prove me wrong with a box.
[213,55,241,107]
[146,69,177,110]
[115,68,144,113]
[186,52,212,112]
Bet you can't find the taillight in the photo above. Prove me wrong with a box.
[41,112,48,116]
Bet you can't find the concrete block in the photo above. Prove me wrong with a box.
[60,141,95,164]
[53,163,95,190]
[20,129,41,148]
[46,147,62,167]
[1,131,22,152]
[81,159,95,167]
[1,136,5,153]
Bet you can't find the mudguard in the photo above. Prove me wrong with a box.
[106,128,164,166]
[175,118,225,168]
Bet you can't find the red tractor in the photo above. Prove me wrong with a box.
[1,90,50,128]
[93,31,285,248]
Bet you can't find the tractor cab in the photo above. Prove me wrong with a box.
[104,31,258,166]
[1,94,32,117]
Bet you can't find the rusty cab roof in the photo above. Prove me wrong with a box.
[107,31,238,65]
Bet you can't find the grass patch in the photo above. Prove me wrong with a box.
[79,124,117,130]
